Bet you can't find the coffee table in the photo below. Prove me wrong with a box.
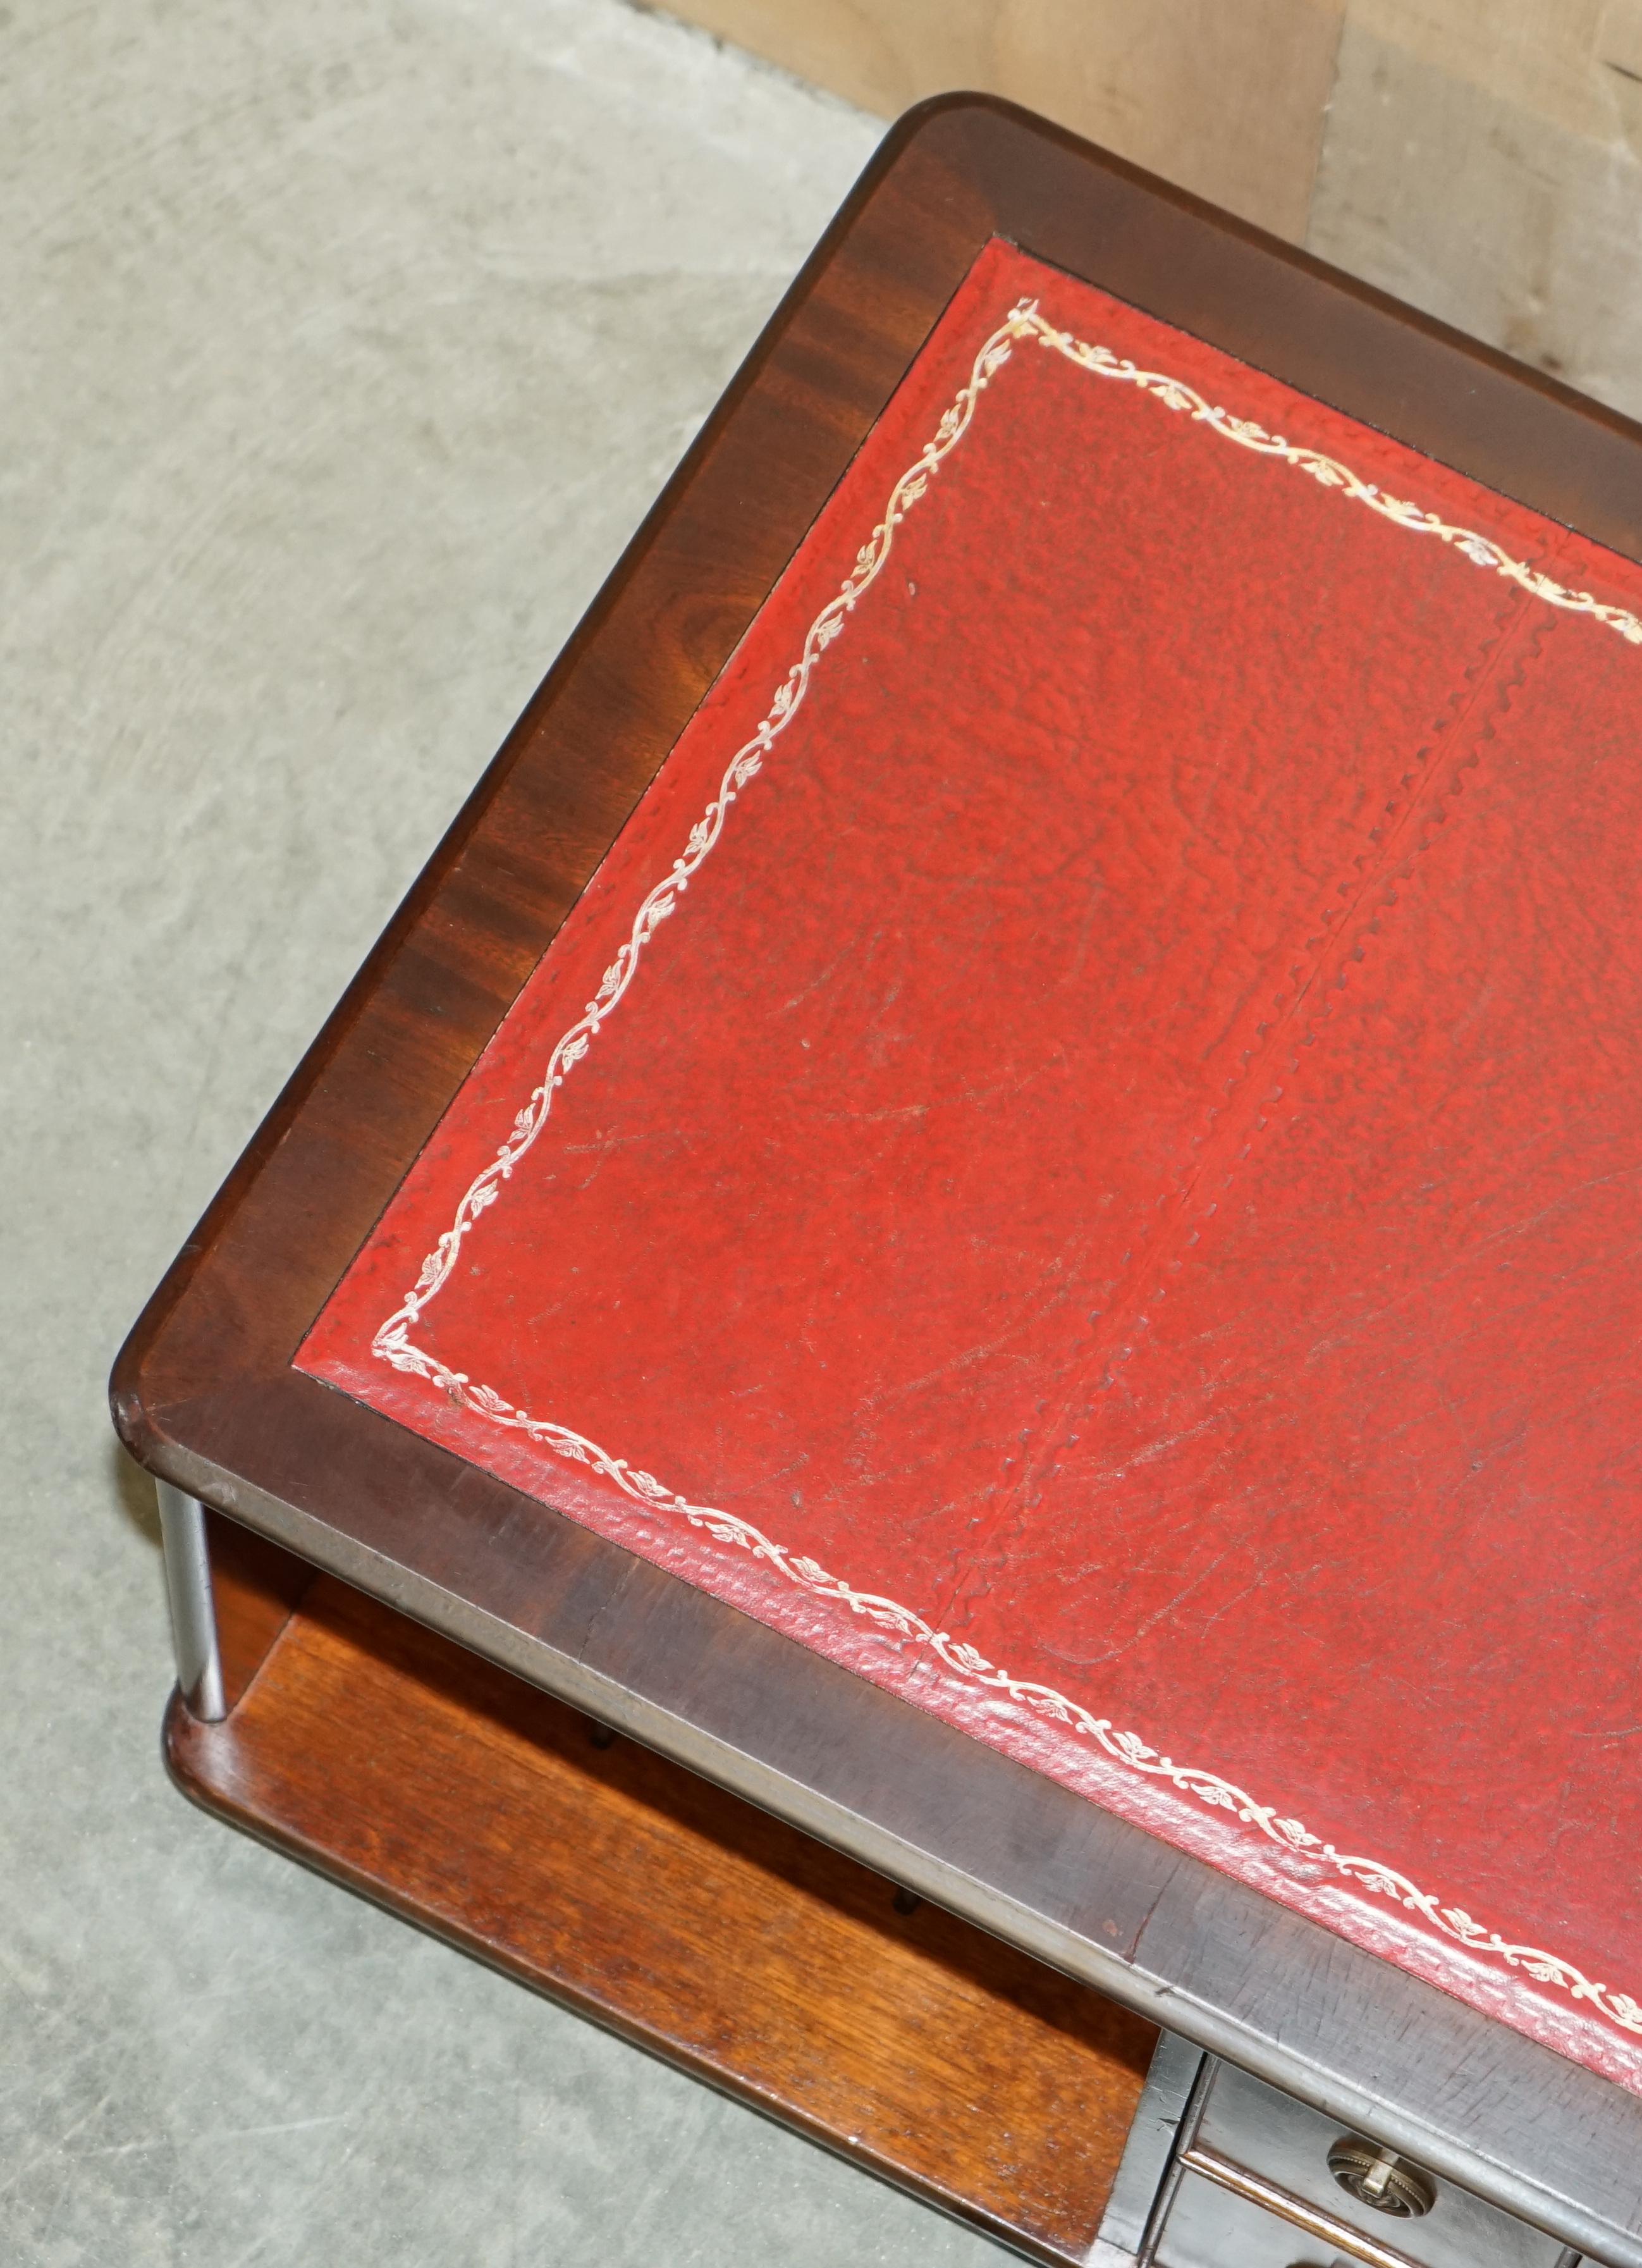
[115,94,1642,2267]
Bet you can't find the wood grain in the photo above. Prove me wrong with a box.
[660,0,1345,238]
[1340,0,1620,142]
[113,101,1642,2264]
[1311,7,1642,417]
[168,1576,1156,2264]
[655,0,1642,421]
[205,1509,312,1711]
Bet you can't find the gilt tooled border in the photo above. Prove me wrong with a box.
[369,300,1642,2043]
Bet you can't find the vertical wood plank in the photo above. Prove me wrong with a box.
[1313,3,1642,418]
[657,0,1346,238]
[205,1508,313,1710]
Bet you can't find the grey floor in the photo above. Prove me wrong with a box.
[0,4,1029,2260]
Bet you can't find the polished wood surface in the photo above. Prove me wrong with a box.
[114,100,1642,2262]
[205,1510,311,1712]
[168,1577,1156,2265]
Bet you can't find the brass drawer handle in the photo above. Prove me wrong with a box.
[1328,2136,1437,2219]
[1179,2142,1431,2268]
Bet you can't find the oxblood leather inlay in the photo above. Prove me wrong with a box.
[300,240,1642,2088]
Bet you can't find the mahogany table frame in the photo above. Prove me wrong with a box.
[113,95,1642,2266]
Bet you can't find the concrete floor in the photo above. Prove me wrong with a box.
[0,4,1023,2259]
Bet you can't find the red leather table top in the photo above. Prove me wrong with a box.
[300,238,1642,2090]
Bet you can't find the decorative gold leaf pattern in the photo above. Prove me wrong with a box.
[365,294,1642,2047]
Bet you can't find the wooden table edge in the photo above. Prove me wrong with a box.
[113,92,1642,2268]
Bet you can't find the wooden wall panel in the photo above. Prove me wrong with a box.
[1311,5,1642,417]
[1336,0,1637,144]
[657,0,1347,240]
[653,0,1642,422]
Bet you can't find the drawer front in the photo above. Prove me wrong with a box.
[1158,2163,1397,2267]
[1163,2059,1570,2268]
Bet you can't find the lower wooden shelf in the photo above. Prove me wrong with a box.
[165,1576,1156,2262]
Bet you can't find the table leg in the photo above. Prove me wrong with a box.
[156,1479,225,1721]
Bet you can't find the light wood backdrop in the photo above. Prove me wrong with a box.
[659,0,1642,420]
